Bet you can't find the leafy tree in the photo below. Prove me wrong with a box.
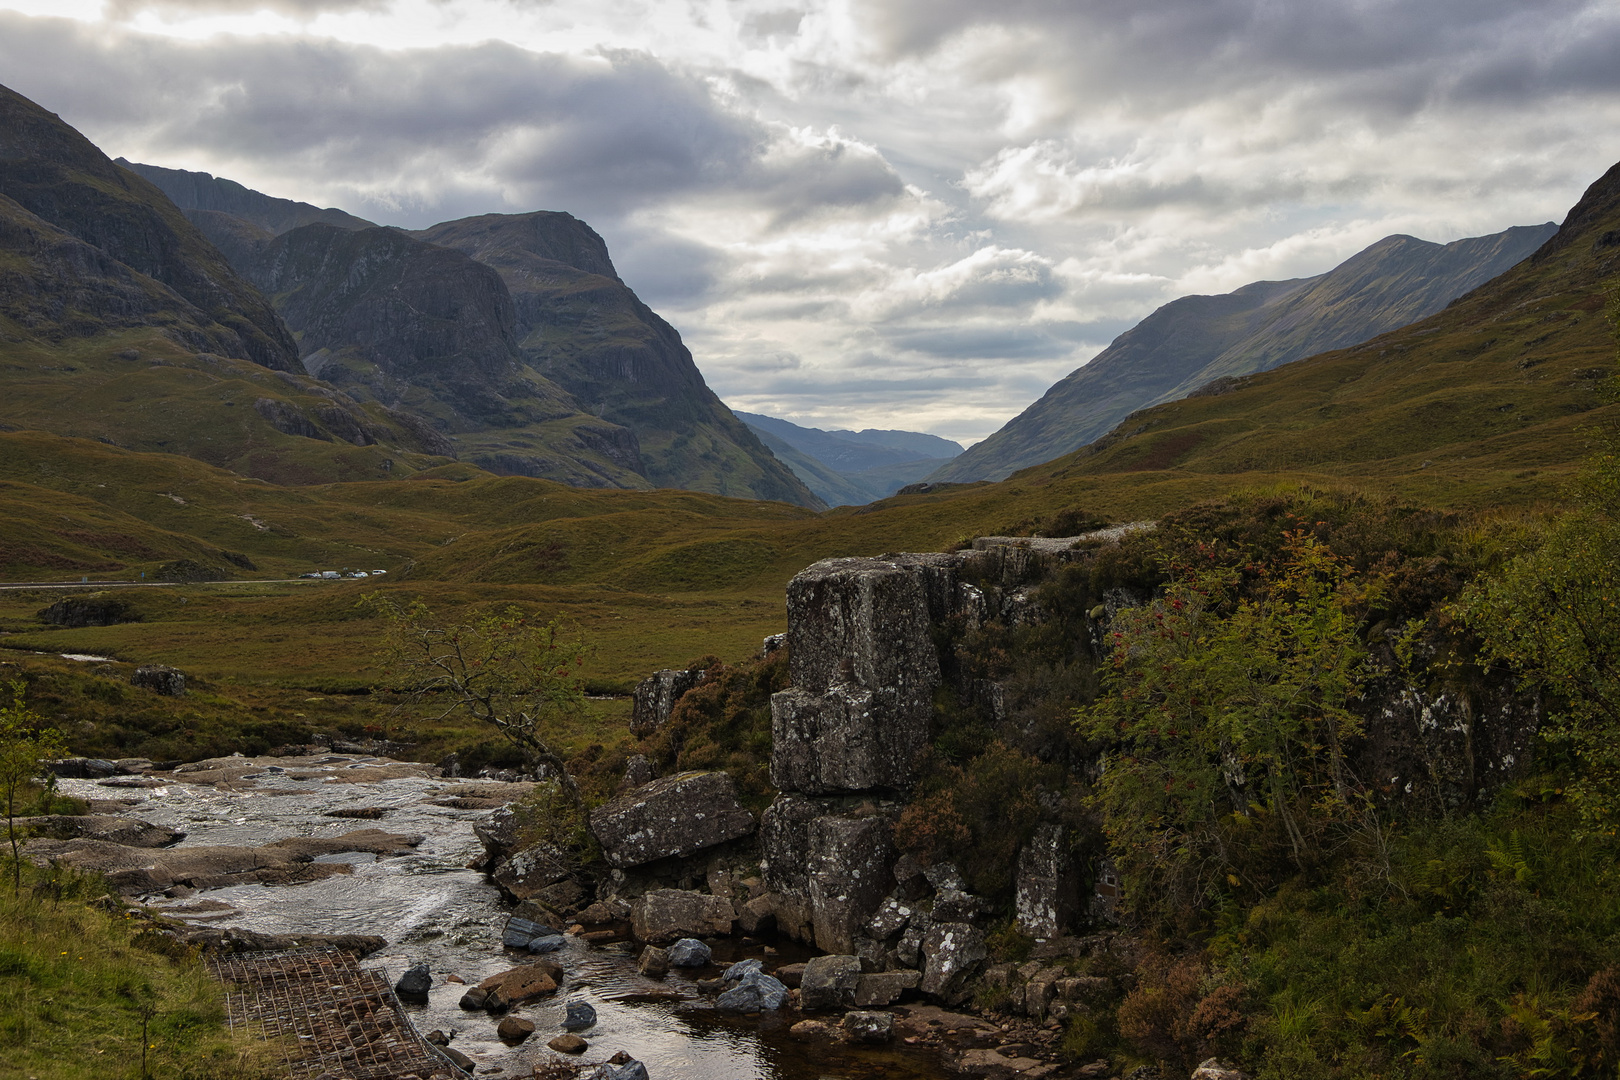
[1077,531,1374,924]
[367,596,591,805]
[0,679,66,895]
[1458,286,1620,833]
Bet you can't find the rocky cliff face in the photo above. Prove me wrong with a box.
[0,85,300,374]
[121,160,376,236]
[933,222,1558,483]
[417,213,820,507]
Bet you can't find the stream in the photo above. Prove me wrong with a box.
[57,760,958,1080]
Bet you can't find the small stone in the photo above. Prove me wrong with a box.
[667,938,712,967]
[496,1015,535,1044]
[444,1046,476,1070]
[394,961,431,1000]
[548,1033,588,1054]
[638,945,670,978]
[446,975,466,985]
[425,1029,449,1045]
[583,1059,649,1080]
[697,978,726,994]
[503,916,559,949]
[773,962,806,988]
[562,1000,597,1031]
[458,986,489,1010]
[789,1019,839,1040]
[1190,1059,1251,1080]
[842,1010,893,1044]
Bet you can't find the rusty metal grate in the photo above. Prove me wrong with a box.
[209,947,464,1080]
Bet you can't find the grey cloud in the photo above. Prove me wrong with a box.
[608,227,725,306]
[0,15,905,231]
[105,0,383,17]
[885,324,1075,360]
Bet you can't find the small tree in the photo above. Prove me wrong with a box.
[367,596,592,805]
[0,679,67,895]
[1077,532,1373,923]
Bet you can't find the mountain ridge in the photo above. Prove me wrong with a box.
[932,222,1558,483]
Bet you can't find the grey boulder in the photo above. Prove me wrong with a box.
[716,970,789,1012]
[800,954,861,1011]
[667,938,712,967]
[562,999,597,1031]
[394,962,430,999]
[589,771,755,869]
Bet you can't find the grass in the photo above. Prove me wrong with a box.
[0,868,276,1080]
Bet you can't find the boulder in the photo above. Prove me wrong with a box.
[589,771,756,868]
[667,938,712,967]
[502,916,559,950]
[1191,1060,1250,1080]
[737,894,776,935]
[1015,823,1079,939]
[473,806,520,860]
[37,596,138,627]
[458,986,489,1010]
[759,794,826,942]
[477,961,562,1008]
[443,1046,476,1071]
[630,889,735,943]
[424,1029,449,1045]
[774,962,806,988]
[528,935,565,954]
[716,969,789,1012]
[800,954,861,1011]
[808,815,895,955]
[394,962,430,1000]
[865,898,914,940]
[496,1015,535,1044]
[769,557,941,794]
[562,1000,597,1031]
[841,1010,894,1044]
[132,665,185,696]
[854,970,920,1007]
[630,667,704,737]
[931,888,988,924]
[549,1033,588,1054]
[638,946,670,978]
[491,842,575,901]
[920,923,987,1002]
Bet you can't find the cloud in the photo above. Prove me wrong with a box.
[103,0,384,17]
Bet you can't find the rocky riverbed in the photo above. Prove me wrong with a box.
[33,753,1017,1080]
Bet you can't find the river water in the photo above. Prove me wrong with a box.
[58,761,954,1080]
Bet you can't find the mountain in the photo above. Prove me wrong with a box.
[0,85,300,375]
[933,222,1559,483]
[0,82,451,484]
[135,159,820,505]
[734,411,964,505]
[119,161,376,235]
[415,213,817,506]
[995,161,1620,506]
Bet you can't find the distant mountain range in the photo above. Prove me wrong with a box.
[931,222,1558,483]
[734,412,962,505]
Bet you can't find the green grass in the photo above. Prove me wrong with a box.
[0,870,276,1080]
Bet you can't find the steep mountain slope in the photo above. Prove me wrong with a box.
[742,424,877,507]
[936,223,1557,483]
[120,161,376,235]
[238,222,647,488]
[0,85,299,374]
[417,213,819,507]
[0,83,451,484]
[1010,162,1620,503]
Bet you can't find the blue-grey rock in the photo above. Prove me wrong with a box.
[715,970,789,1012]
[562,999,597,1031]
[722,957,763,984]
[394,961,430,999]
[503,916,559,949]
[527,935,565,954]
[667,938,711,967]
[584,1060,649,1080]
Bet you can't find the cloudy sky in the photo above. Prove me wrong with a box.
[3,0,1618,443]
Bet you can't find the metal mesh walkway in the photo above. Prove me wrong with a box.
[209,947,465,1080]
